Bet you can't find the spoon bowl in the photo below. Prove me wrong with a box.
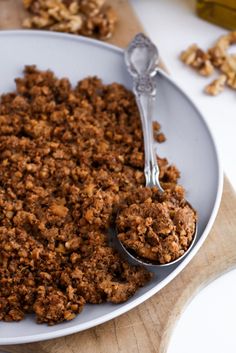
[116,205,198,267]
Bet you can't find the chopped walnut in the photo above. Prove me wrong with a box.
[180,44,214,76]
[227,72,236,89]
[220,54,236,89]
[208,31,236,68]
[80,0,106,17]
[180,31,236,95]
[23,0,34,8]
[205,75,227,96]
[22,0,117,40]
[208,46,225,68]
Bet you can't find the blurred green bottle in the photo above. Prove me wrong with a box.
[197,0,236,30]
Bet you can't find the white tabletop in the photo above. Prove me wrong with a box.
[131,0,236,191]
[131,1,236,352]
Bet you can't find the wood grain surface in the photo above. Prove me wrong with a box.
[0,1,236,352]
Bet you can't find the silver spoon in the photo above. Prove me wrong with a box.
[116,33,197,266]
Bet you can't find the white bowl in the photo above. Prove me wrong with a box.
[0,30,223,344]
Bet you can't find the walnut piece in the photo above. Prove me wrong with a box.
[205,75,227,96]
[220,54,236,89]
[180,44,214,76]
[180,31,236,96]
[22,0,117,40]
[208,31,236,68]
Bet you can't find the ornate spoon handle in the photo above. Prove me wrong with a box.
[125,33,163,190]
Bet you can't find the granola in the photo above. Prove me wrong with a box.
[116,186,196,264]
[0,66,182,325]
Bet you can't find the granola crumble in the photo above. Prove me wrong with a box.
[116,186,196,264]
[0,66,183,325]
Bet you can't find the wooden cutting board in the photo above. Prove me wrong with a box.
[0,1,236,352]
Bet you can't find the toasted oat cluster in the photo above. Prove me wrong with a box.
[116,186,196,264]
[180,31,236,95]
[0,66,181,325]
[22,0,117,39]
